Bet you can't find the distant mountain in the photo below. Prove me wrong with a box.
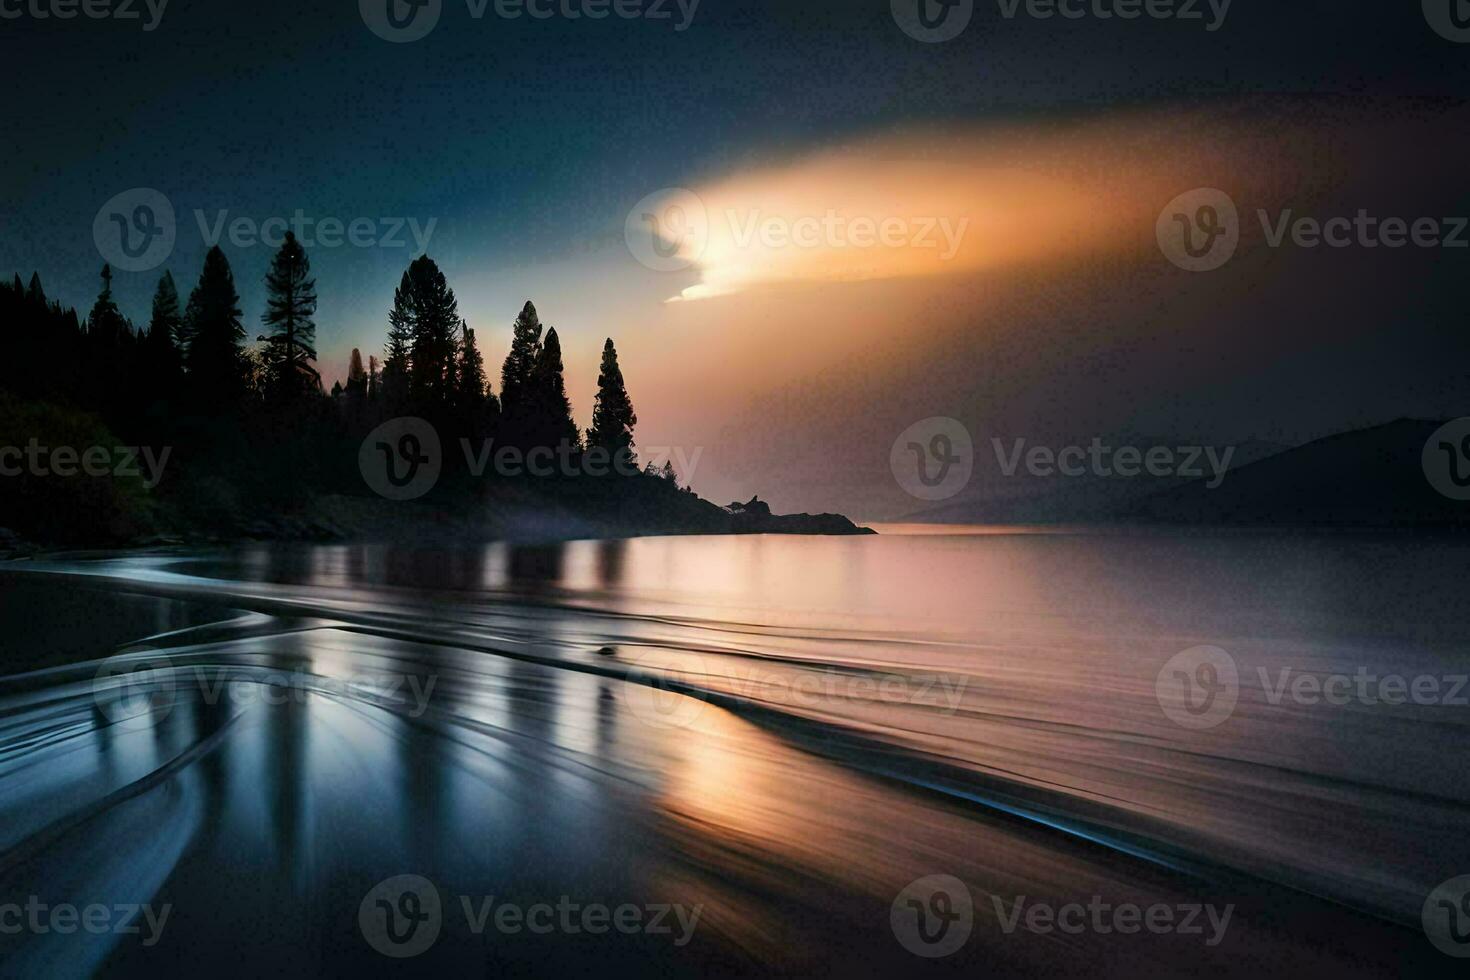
[1123,419,1470,528]
[900,421,1470,528]
[903,438,1290,525]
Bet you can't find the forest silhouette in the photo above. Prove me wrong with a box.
[0,236,708,545]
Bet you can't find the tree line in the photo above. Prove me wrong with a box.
[1,235,641,468]
[0,235,665,541]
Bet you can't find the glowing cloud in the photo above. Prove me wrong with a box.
[641,113,1283,303]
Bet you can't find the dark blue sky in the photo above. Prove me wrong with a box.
[6,0,1466,326]
[4,1,1470,511]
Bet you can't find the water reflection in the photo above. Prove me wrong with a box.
[0,532,1466,977]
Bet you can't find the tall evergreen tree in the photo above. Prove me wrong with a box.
[183,245,245,404]
[148,271,182,348]
[499,301,542,418]
[403,255,459,413]
[84,265,136,418]
[528,327,580,450]
[382,271,413,413]
[456,321,500,437]
[382,255,459,416]
[457,322,487,410]
[259,231,320,400]
[140,270,183,400]
[344,348,368,423]
[86,264,129,344]
[586,337,637,465]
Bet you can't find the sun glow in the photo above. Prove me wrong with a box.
[652,119,1242,303]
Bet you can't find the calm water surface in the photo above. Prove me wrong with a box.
[1,528,1466,976]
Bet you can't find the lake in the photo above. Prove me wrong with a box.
[1,527,1467,976]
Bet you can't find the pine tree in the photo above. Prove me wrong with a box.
[528,327,580,450]
[456,322,500,439]
[347,348,367,392]
[344,348,368,424]
[86,265,129,345]
[382,271,413,413]
[84,265,135,417]
[457,322,486,409]
[183,245,246,404]
[259,231,320,401]
[383,255,460,416]
[141,270,183,399]
[148,271,182,350]
[404,255,459,414]
[499,301,542,419]
[367,355,380,405]
[586,338,637,466]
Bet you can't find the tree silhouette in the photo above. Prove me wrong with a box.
[457,321,499,437]
[381,255,459,417]
[86,265,129,345]
[403,255,460,415]
[586,337,637,467]
[382,271,413,414]
[140,270,183,403]
[0,245,689,546]
[498,300,542,444]
[259,231,320,401]
[183,245,245,406]
[528,326,580,451]
[84,265,136,421]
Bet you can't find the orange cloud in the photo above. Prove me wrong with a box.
[646,113,1284,303]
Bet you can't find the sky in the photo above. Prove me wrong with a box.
[3,0,1469,518]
